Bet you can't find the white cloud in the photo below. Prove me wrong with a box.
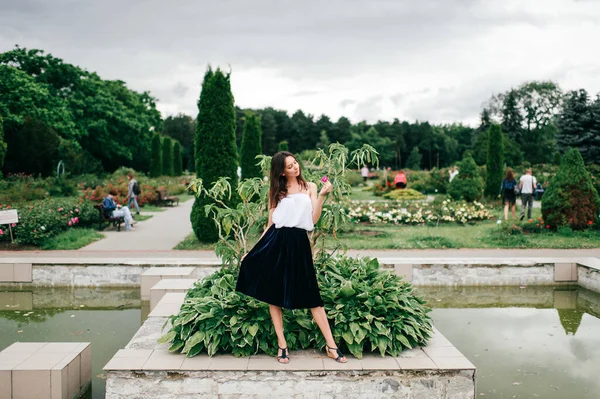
[1,0,600,126]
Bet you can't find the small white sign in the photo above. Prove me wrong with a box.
[0,209,18,225]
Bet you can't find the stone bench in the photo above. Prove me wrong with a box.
[148,292,186,317]
[149,279,196,311]
[0,342,91,399]
[140,267,196,300]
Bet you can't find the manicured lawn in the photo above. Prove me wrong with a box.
[40,228,104,250]
[174,233,220,250]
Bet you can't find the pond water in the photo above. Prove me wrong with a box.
[0,288,143,399]
[2,285,600,398]
[419,286,600,399]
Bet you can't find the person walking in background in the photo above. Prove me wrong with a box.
[519,168,537,221]
[499,168,518,221]
[103,190,135,231]
[361,165,369,183]
[449,166,459,182]
[126,172,140,215]
[394,170,407,189]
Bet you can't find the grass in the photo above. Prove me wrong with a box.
[133,214,153,222]
[174,207,600,250]
[139,193,194,213]
[40,228,104,250]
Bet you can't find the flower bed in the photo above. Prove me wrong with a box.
[0,198,97,245]
[344,199,494,225]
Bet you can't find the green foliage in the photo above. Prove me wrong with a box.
[0,198,96,245]
[159,255,432,359]
[173,141,183,176]
[192,67,239,243]
[149,134,162,177]
[0,114,6,173]
[406,147,422,170]
[0,47,162,174]
[485,125,504,197]
[240,113,263,179]
[447,154,483,202]
[278,140,289,151]
[162,136,174,176]
[557,89,600,164]
[542,148,600,230]
[164,114,195,172]
[382,188,426,201]
[3,117,60,176]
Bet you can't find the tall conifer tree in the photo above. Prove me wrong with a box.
[149,134,162,177]
[485,124,504,197]
[162,136,174,176]
[173,141,183,176]
[191,67,239,242]
[240,113,263,179]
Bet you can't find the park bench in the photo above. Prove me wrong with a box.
[94,203,125,231]
[155,189,180,207]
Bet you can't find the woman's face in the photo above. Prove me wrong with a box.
[282,156,300,179]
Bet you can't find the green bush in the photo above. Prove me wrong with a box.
[0,198,96,245]
[159,255,432,359]
[278,140,289,152]
[382,188,426,201]
[542,148,600,230]
[447,154,484,202]
[0,114,7,173]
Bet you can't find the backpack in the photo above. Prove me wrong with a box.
[502,179,516,190]
[133,181,141,195]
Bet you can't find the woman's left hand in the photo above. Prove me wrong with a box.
[319,181,333,197]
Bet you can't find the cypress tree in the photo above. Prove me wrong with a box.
[278,140,289,152]
[447,153,484,202]
[191,67,239,242]
[162,136,174,176]
[149,134,162,177]
[484,124,504,197]
[542,148,600,230]
[407,146,422,170]
[0,115,7,175]
[173,141,183,176]
[240,113,263,179]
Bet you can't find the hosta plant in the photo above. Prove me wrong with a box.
[159,254,433,359]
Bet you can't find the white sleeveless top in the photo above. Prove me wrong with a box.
[272,192,314,231]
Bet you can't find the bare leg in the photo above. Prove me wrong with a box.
[511,204,516,219]
[310,306,347,362]
[504,202,508,220]
[269,305,289,363]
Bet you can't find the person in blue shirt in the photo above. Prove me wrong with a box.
[103,190,134,231]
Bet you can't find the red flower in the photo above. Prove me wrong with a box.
[588,221,593,225]
[546,225,550,229]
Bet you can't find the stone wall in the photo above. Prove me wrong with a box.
[578,266,600,293]
[412,264,555,286]
[105,369,475,399]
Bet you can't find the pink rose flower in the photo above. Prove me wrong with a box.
[321,176,329,183]
[0,229,3,235]
[68,221,73,226]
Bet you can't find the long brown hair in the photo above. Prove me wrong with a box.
[269,151,308,208]
[505,168,515,181]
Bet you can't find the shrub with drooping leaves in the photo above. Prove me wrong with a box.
[159,255,432,358]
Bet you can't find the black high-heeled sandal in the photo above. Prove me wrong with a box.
[325,345,347,363]
[277,347,289,363]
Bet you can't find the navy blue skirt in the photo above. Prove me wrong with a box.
[236,225,324,309]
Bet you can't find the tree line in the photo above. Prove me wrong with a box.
[2,46,600,179]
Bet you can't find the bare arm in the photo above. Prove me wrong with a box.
[310,181,332,224]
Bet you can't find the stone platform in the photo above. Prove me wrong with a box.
[104,293,475,398]
[0,342,91,399]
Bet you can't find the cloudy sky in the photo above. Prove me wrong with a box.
[2,0,600,126]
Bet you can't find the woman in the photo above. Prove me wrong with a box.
[499,168,518,221]
[236,151,347,364]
